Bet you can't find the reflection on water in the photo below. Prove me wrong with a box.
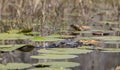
[1,49,120,70]
[70,50,120,70]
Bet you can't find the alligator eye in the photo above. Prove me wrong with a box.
[17,45,34,52]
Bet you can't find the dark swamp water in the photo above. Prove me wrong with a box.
[71,51,120,70]
[8,49,120,70]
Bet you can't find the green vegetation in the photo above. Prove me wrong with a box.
[38,48,92,54]
[0,63,32,70]
[0,0,120,70]
[31,54,77,60]
[35,62,80,68]
[31,36,64,42]
[0,33,32,40]
[0,44,26,52]
[30,68,70,70]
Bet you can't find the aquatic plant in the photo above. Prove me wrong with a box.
[7,30,20,34]
[30,54,77,59]
[35,62,80,68]
[0,44,26,52]
[0,63,32,70]
[30,67,70,70]
[0,33,32,40]
[31,36,64,42]
[102,48,120,53]
[92,36,120,41]
[45,34,75,38]
[38,48,92,54]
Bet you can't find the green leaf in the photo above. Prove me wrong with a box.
[92,36,120,41]
[77,37,95,40]
[0,33,32,40]
[0,44,26,52]
[6,63,32,70]
[31,36,64,42]
[35,62,80,68]
[38,48,92,54]
[102,48,120,53]
[0,63,32,70]
[7,30,20,34]
[0,64,6,70]
[30,68,70,70]
[31,54,77,59]
[45,34,75,38]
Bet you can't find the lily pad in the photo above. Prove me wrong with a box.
[31,54,77,59]
[38,48,92,54]
[0,63,32,70]
[0,33,32,40]
[7,30,20,34]
[102,48,120,53]
[31,36,64,42]
[0,64,6,70]
[77,37,95,40]
[45,34,75,38]
[0,44,26,52]
[92,36,120,41]
[30,68,70,70]
[6,63,32,70]
[112,28,120,31]
[35,62,80,68]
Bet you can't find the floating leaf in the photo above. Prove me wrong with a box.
[104,41,120,44]
[30,68,70,70]
[112,28,120,31]
[78,46,104,51]
[6,63,32,70]
[0,63,31,70]
[38,48,92,54]
[31,54,77,59]
[35,62,80,68]
[0,44,26,52]
[0,64,6,70]
[31,36,64,42]
[45,34,75,38]
[102,48,120,53]
[77,37,95,40]
[92,36,120,41]
[7,30,20,34]
[0,33,32,40]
